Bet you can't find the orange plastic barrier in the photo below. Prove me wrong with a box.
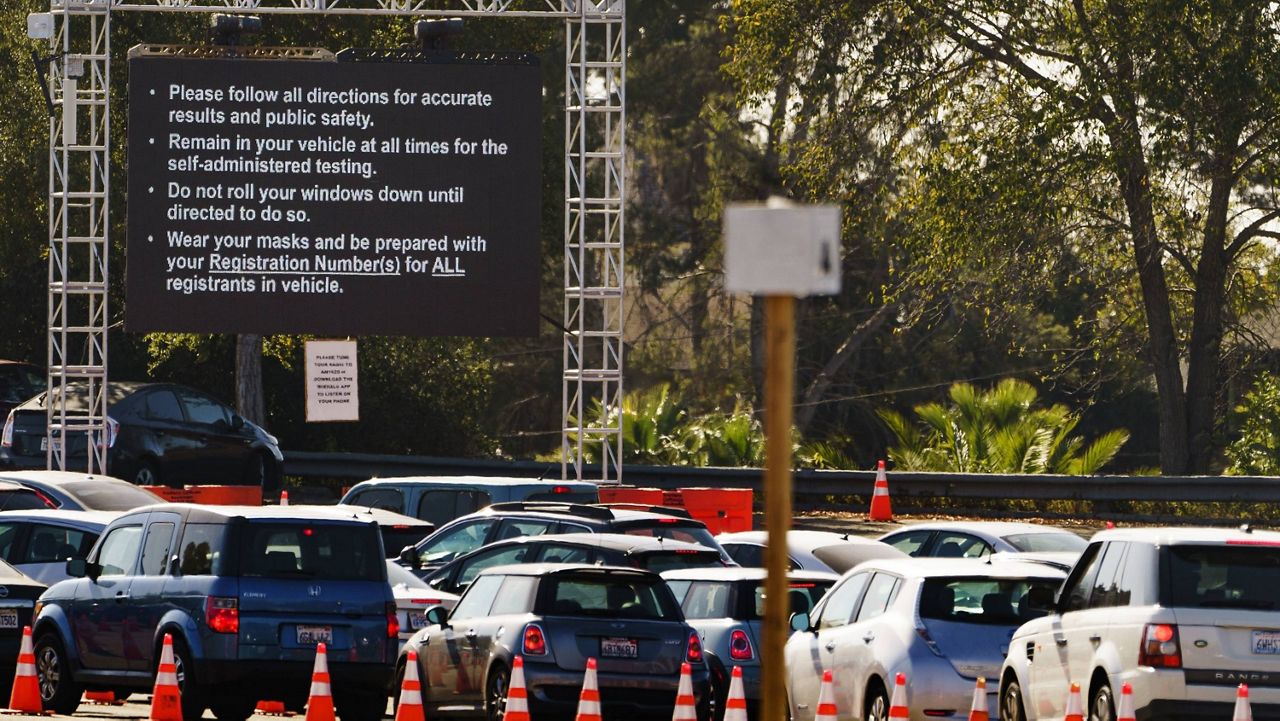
[670,488,753,534]
[142,485,263,506]
[597,487,665,505]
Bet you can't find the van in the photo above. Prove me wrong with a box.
[339,476,599,526]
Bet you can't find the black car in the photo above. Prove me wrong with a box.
[0,361,44,419]
[0,382,283,491]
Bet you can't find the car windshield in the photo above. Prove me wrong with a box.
[60,481,164,511]
[1003,532,1087,553]
[919,577,1061,624]
[637,550,723,573]
[0,491,54,512]
[239,523,384,581]
[1164,544,1280,610]
[541,575,681,620]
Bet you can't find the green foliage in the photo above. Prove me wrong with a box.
[1225,373,1280,476]
[878,379,1129,474]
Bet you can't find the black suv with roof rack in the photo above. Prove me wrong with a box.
[397,502,730,575]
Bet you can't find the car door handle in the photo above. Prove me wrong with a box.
[1089,635,1101,644]
[1054,635,1067,647]
[824,641,836,651]
[114,591,129,602]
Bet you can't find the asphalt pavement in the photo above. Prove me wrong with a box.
[0,695,395,720]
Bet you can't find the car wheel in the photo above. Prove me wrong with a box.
[35,632,82,715]
[704,651,728,721]
[865,681,890,721]
[167,636,206,721]
[484,663,509,721]
[335,690,388,721]
[1090,683,1115,721]
[209,695,257,721]
[133,459,162,487]
[1001,678,1027,721]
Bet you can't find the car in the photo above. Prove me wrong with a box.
[877,522,1088,559]
[999,526,1280,721]
[715,530,907,574]
[0,480,56,513]
[400,563,713,720]
[0,509,117,583]
[400,501,730,573]
[663,567,839,721]
[0,470,165,511]
[422,533,728,595]
[31,503,397,721]
[785,557,1065,721]
[295,504,435,559]
[0,361,45,419]
[0,381,284,491]
[0,558,46,706]
[386,560,459,654]
[341,476,600,526]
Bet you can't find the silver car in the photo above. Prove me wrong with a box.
[877,522,1087,559]
[715,530,906,574]
[664,567,838,721]
[785,558,1064,721]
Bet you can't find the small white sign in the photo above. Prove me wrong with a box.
[305,340,359,422]
[724,199,842,296]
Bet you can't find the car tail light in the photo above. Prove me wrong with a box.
[1,412,13,448]
[206,597,239,634]
[387,602,400,638]
[729,629,753,661]
[552,486,572,494]
[1139,623,1181,668]
[686,630,703,663]
[523,624,548,656]
[658,518,679,524]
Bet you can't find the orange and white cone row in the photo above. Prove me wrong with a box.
[150,634,183,721]
[505,656,531,721]
[1235,684,1253,721]
[1064,682,1084,721]
[968,678,988,721]
[671,662,696,721]
[395,650,425,721]
[723,666,748,721]
[575,658,602,721]
[815,669,838,721]
[889,672,909,720]
[1116,682,1136,721]
[8,626,40,713]
[304,643,335,721]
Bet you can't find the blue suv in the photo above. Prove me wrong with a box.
[31,504,397,721]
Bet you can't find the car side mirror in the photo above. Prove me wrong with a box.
[425,605,449,629]
[789,611,812,633]
[230,415,246,430]
[399,546,421,570]
[67,558,100,581]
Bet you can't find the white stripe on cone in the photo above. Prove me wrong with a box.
[156,639,179,687]
[1116,683,1135,721]
[507,657,530,718]
[672,662,696,721]
[399,653,422,706]
[723,667,748,721]
[310,646,331,697]
[576,660,601,720]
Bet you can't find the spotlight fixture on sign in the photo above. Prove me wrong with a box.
[414,18,464,52]
[208,13,262,46]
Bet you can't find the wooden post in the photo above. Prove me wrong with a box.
[761,294,795,721]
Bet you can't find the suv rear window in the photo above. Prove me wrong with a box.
[919,577,1060,624]
[636,550,723,573]
[1164,544,1280,609]
[539,575,681,620]
[239,522,383,581]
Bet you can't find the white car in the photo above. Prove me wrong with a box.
[878,522,1087,559]
[0,509,118,583]
[716,530,905,574]
[786,557,1064,721]
[386,561,458,653]
[999,527,1280,721]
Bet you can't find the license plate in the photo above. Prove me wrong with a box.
[1252,631,1280,654]
[0,610,17,629]
[39,437,47,452]
[601,636,637,658]
[409,611,427,630]
[297,625,332,645]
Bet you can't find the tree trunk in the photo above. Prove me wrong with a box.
[235,334,265,426]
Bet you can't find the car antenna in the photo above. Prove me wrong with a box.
[1241,523,1254,534]
[537,464,553,481]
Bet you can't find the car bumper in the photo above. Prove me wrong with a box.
[525,665,712,721]
[1140,699,1280,721]
[197,659,393,696]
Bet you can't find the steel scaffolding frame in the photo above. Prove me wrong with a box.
[40,0,624,482]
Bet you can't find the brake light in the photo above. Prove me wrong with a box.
[658,518,679,524]
[410,599,445,605]
[675,550,701,554]
[729,629,753,660]
[1139,623,1181,668]
[790,583,815,588]
[915,624,945,657]
[1227,539,1280,546]
[205,597,239,634]
[552,486,571,494]
[31,490,56,509]
[686,630,703,663]
[387,602,400,638]
[523,623,548,655]
[1,412,13,448]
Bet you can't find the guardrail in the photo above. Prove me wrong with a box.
[284,450,1279,520]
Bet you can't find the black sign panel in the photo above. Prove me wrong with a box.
[126,55,542,336]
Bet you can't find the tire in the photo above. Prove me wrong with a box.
[484,663,509,721]
[703,652,728,721]
[390,660,405,716]
[335,689,389,721]
[1090,683,1115,721]
[865,680,890,721]
[1001,678,1027,721]
[166,636,206,721]
[133,459,162,487]
[209,695,257,721]
[34,632,82,715]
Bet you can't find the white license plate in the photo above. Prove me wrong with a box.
[601,636,637,658]
[39,437,47,452]
[409,611,427,630]
[297,625,332,645]
[0,610,18,629]
[1252,631,1280,654]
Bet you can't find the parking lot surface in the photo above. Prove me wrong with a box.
[0,696,393,720]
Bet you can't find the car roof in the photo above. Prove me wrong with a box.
[715,530,889,551]
[1088,526,1280,546]
[470,502,701,525]
[477,562,661,579]
[0,471,121,486]
[487,532,716,554]
[294,504,432,527]
[660,567,839,583]
[352,476,597,489]
[0,508,120,526]
[848,556,1067,579]
[123,503,384,524]
[879,521,1075,537]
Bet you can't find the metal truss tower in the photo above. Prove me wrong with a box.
[36,0,624,483]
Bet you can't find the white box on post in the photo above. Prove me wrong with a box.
[723,198,842,296]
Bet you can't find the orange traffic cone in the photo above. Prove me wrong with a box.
[304,643,335,721]
[672,662,696,721]
[1234,684,1253,721]
[1116,683,1135,721]
[723,667,748,721]
[150,634,183,721]
[869,460,893,521]
[575,658,602,721]
[815,670,837,721]
[280,490,290,506]
[968,678,988,721]
[505,656,530,721]
[7,626,40,713]
[1064,682,1084,721]
[889,672,909,720]
[395,650,424,721]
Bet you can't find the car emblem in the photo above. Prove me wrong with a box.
[611,622,625,630]
[308,585,322,597]
[0,586,9,599]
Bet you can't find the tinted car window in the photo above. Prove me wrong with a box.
[0,523,21,561]
[1060,543,1104,613]
[97,525,143,576]
[854,573,900,622]
[1003,532,1087,553]
[536,543,593,564]
[496,519,557,541]
[419,519,496,565]
[883,530,933,556]
[140,522,175,575]
[457,545,532,588]
[60,481,162,511]
[1088,542,1127,609]
[0,491,54,511]
[1164,544,1280,609]
[350,489,403,513]
[179,523,225,575]
[920,577,1061,623]
[180,391,231,426]
[818,572,870,630]
[489,575,538,615]
[144,391,184,422]
[934,533,991,559]
[541,576,680,620]
[723,544,762,567]
[755,581,835,619]
[239,523,382,581]
[638,551,724,573]
[681,582,733,619]
[26,524,93,563]
[0,366,44,404]
[452,574,503,620]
